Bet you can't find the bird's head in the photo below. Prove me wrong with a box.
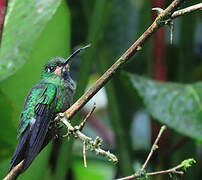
[41,57,70,80]
[41,44,90,80]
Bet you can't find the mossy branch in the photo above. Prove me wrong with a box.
[59,107,118,164]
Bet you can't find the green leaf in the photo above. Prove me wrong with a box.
[181,158,196,171]
[128,73,202,141]
[0,0,62,81]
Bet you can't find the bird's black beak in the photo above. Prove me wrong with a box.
[62,44,91,67]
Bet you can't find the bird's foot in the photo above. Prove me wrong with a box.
[63,126,79,138]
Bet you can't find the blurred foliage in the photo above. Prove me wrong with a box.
[129,73,202,141]
[0,0,202,179]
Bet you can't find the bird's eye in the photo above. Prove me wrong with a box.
[47,66,56,72]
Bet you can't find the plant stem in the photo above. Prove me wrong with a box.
[117,163,184,180]
[60,114,118,163]
[116,127,196,180]
[141,125,166,171]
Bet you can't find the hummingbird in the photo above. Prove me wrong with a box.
[8,45,90,173]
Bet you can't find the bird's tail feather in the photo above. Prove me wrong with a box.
[22,109,51,172]
[9,104,52,173]
[8,129,29,172]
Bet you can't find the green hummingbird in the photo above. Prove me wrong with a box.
[8,45,90,173]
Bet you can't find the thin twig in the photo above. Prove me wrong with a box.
[116,125,167,180]
[141,125,166,171]
[60,113,118,163]
[79,103,96,131]
[171,3,202,19]
[63,103,96,138]
[116,163,185,180]
[117,175,135,180]
[116,127,196,180]
[4,160,24,180]
[82,109,114,145]
[147,163,184,176]
[83,141,87,168]
[170,21,174,44]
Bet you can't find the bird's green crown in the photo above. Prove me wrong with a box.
[41,44,91,80]
[41,57,70,80]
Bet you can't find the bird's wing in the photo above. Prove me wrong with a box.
[9,83,57,172]
[17,83,56,135]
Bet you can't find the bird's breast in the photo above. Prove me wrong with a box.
[55,82,75,113]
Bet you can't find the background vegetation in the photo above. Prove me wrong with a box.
[0,0,202,179]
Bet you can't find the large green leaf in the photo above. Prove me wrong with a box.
[129,73,202,141]
[0,0,62,81]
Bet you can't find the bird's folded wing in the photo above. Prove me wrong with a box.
[9,83,57,172]
[23,83,57,171]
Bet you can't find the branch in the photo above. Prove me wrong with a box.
[64,0,187,120]
[3,160,24,180]
[117,159,196,180]
[147,158,196,176]
[116,125,196,180]
[171,3,202,19]
[59,112,118,164]
[141,125,166,171]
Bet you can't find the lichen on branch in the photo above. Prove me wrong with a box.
[59,109,118,164]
